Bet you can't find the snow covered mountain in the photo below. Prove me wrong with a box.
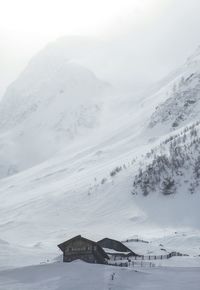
[0,40,200,273]
[0,38,110,177]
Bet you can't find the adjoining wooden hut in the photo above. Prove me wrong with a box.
[57,235,109,264]
[97,238,138,257]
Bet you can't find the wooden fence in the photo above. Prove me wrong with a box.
[108,261,155,268]
[133,251,184,260]
[107,251,187,268]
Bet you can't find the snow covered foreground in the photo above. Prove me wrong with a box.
[0,261,200,290]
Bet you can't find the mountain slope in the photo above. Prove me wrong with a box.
[148,46,200,132]
[0,40,110,178]
[128,47,200,199]
[133,121,200,197]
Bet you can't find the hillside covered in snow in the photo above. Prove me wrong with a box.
[133,121,200,196]
[0,38,200,284]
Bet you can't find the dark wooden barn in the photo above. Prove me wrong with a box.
[97,238,137,256]
[57,235,109,264]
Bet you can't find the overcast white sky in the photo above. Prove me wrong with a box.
[0,0,200,97]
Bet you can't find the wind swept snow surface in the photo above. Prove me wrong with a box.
[0,262,200,290]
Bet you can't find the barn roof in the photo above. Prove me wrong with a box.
[103,247,132,256]
[57,235,109,259]
[97,237,138,256]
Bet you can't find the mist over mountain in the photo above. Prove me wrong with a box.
[0,38,110,177]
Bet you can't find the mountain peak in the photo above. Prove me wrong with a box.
[0,40,110,177]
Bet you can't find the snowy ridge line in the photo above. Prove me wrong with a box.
[148,53,200,131]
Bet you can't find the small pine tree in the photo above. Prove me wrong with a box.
[161,177,176,195]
